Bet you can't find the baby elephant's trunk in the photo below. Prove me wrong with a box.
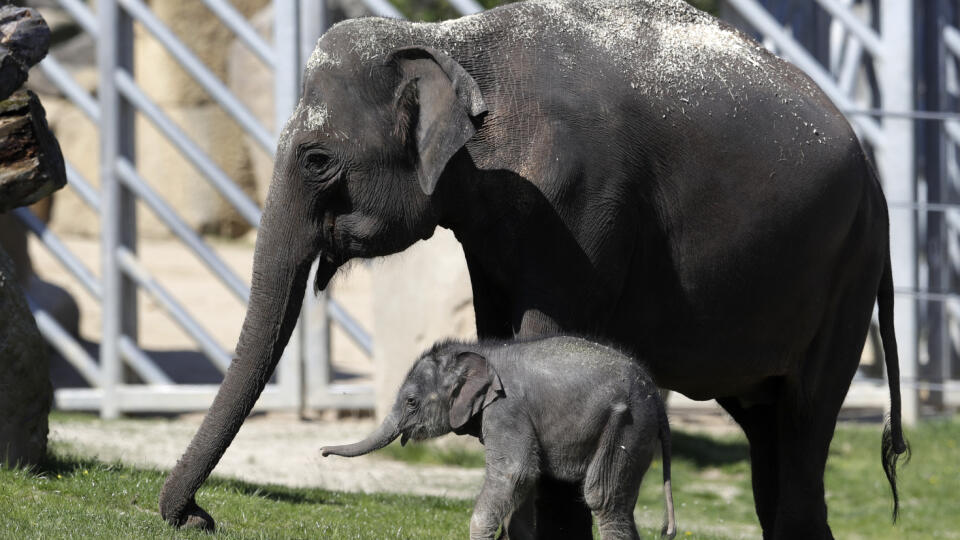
[658,398,677,540]
[321,413,400,458]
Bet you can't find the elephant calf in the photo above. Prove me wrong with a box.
[321,336,676,540]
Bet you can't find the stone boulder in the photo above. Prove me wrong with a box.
[0,238,51,467]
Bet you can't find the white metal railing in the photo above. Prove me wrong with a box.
[19,0,957,420]
[722,0,960,420]
[18,0,445,416]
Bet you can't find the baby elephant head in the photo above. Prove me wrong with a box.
[321,347,503,458]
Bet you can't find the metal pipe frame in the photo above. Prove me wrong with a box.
[57,0,97,36]
[30,305,101,386]
[945,24,960,59]
[114,158,250,302]
[114,70,262,227]
[64,162,102,212]
[98,0,138,419]
[328,298,373,355]
[812,0,883,57]
[360,0,404,19]
[723,0,885,147]
[13,208,102,300]
[201,0,275,66]
[116,0,275,153]
[116,247,233,371]
[38,55,100,123]
[118,335,174,385]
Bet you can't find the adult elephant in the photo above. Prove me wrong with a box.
[159,1,908,538]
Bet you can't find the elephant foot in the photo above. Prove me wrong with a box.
[160,497,215,532]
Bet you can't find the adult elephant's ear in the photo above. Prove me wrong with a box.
[448,351,504,430]
[389,46,487,195]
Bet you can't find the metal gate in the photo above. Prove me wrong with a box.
[722,0,960,422]
[13,0,486,419]
[12,0,374,418]
[15,0,959,421]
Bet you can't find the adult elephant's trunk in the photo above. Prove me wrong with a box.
[321,412,401,457]
[158,167,332,530]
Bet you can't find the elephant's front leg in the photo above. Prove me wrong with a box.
[471,468,537,540]
[472,430,539,540]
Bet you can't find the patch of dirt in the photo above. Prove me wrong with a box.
[49,413,483,499]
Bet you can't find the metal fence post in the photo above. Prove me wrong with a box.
[98,0,138,419]
[879,0,919,425]
[298,0,331,413]
[273,0,304,408]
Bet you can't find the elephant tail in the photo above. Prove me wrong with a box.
[656,395,676,539]
[878,248,910,522]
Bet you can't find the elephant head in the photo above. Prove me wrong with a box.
[159,29,487,529]
[321,348,503,458]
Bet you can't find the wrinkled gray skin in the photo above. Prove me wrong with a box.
[159,1,908,538]
[322,336,676,540]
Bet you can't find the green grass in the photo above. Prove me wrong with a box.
[379,439,486,469]
[1,417,958,539]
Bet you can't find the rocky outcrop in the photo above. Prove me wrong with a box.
[0,89,66,212]
[0,4,60,467]
[0,246,50,466]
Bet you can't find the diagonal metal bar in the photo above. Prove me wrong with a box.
[361,0,404,19]
[114,70,262,227]
[13,208,102,300]
[945,25,960,60]
[65,161,102,212]
[116,246,233,372]
[29,304,102,386]
[837,37,863,96]
[812,0,883,58]
[723,0,884,148]
[201,0,275,66]
[38,55,100,123]
[117,0,275,153]
[946,120,960,147]
[119,335,174,384]
[327,297,373,356]
[115,158,250,302]
[57,0,98,36]
[448,0,484,16]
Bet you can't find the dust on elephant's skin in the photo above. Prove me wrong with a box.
[159,2,908,538]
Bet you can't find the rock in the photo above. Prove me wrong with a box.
[0,5,50,102]
[0,244,51,467]
[0,89,66,212]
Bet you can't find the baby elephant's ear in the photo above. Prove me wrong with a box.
[449,351,504,430]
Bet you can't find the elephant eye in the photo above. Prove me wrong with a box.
[299,149,332,180]
[405,396,419,409]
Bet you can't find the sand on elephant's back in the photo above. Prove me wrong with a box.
[310,0,798,99]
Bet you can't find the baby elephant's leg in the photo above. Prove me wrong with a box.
[471,434,539,540]
[583,404,652,540]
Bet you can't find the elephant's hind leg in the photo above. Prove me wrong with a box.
[772,265,880,539]
[717,397,780,538]
[583,405,647,540]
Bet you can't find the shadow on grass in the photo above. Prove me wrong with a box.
[671,431,750,467]
[204,476,346,506]
[28,452,344,507]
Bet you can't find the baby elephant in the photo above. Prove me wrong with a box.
[321,336,676,540]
